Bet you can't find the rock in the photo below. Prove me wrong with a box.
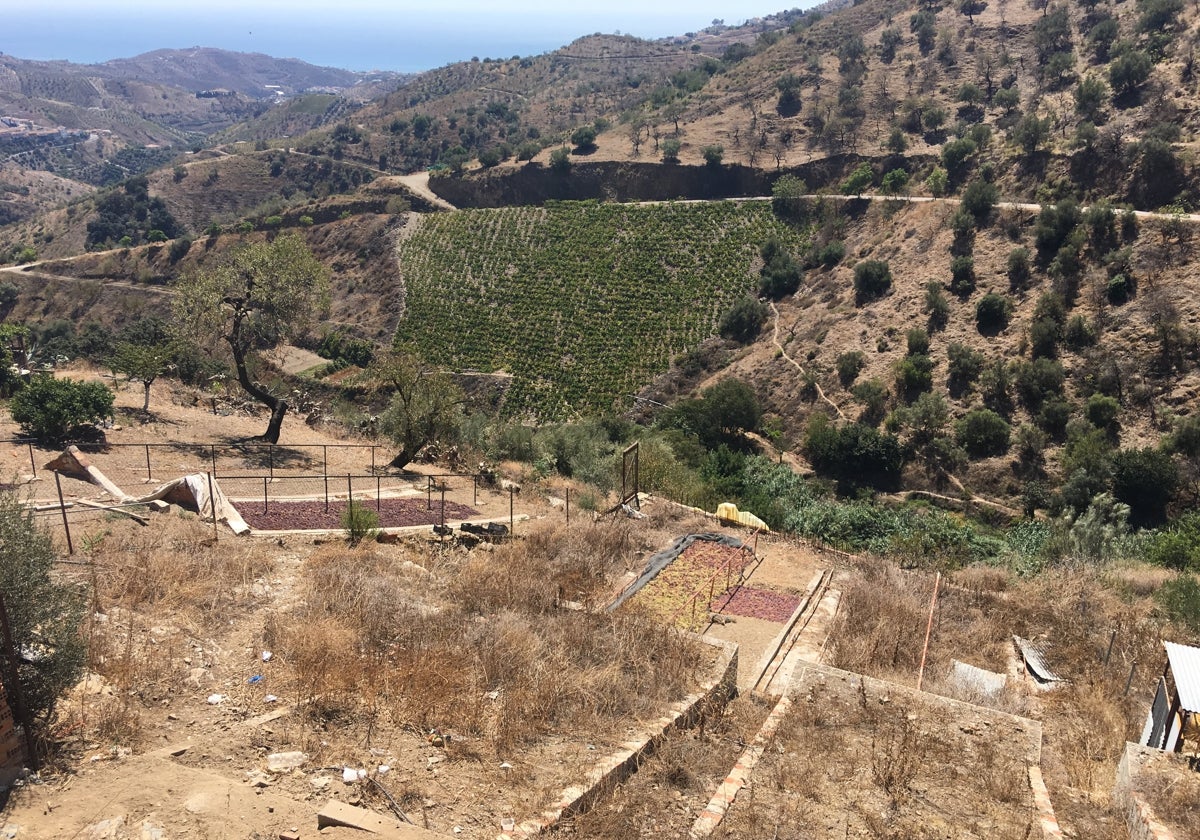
[246,770,273,788]
[311,776,332,791]
[83,817,125,839]
[266,751,309,773]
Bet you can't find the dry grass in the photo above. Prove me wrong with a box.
[268,523,704,756]
[716,670,1037,840]
[1136,753,1200,834]
[826,556,1175,834]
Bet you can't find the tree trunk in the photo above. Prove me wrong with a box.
[142,381,151,412]
[388,448,414,470]
[229,341,288,444]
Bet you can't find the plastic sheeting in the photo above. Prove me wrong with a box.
[135,474,250,535]
[606,532,747,612]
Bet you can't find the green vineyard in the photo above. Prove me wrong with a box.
[393,200,809,419]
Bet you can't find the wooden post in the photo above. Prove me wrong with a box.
[1125,661,1138,696]
[144,444,152,482]
[472,474,477,506]
[27,442,36,478]
[566,488,570,525]
[916,572,941,692]
[210,444,217,478]
[0,593,39,771]
[1104,628,1117,665]
[509,487,514,536]
[206,471,218,542]
[53,472,73,555]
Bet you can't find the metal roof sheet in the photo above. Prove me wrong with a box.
[1013,635,1064,683]
[1164,641,1200,713]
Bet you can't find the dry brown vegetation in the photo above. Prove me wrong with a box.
[265,525,705,757]
[716,666,1038,840]
[827,556,1177,836]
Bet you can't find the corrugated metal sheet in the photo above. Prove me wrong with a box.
[951,660,1007,696]
[1164,641,1200,713]
[1013,635,1064,683]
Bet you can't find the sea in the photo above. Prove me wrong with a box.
[0,5,777,73]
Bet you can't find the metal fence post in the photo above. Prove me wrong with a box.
[566,488,570,525]
[347,474,352,506]
[323,445,328,479]
[370,445,376,475]
[263,476,269,515]
[144,444,152,482]
[427,476,432,511]
[210,444,217,478]
[206,471,218,542]
[53,472,73,555]
[376,475,381,512]
[269,444,274,480]
[440,486,446,529]
[324,473,329,514]
[509,487,514,536]
[27,442,36,478]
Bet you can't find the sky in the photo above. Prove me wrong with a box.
[0,1,792,73]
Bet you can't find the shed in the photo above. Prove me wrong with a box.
[1139,640,1200,755]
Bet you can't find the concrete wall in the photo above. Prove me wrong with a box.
[1114,743,1179,840]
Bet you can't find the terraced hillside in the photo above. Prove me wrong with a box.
[393,200,805,418]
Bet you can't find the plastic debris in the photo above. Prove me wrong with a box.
[247,675,263,684]
[263,694,278,703]
[342,767,367,783]
[206,693,225,705]
[261,650,273,662]
[377,764,390,775]
[266,751,309,773]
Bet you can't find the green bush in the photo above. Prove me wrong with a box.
[1147,514,1200,571]
[0,493,85,731]
[815,240,845,268]
[836,350,867,386]
[896,353,934,401]
[924,281,949,331]
[1111,447,1178,527]
[1156,574,1200,632]
[1064,314,1097,349]
[960,179,999,225]
[1014,358,1065,411]
[342,501,381,545]
[719,296,768,343]
[949,255,975,296]
[1085,393,1120,433]
[956,409,1012,457]
[975,293,1012,333]
[759,239,803,298]
[853,260,892,304]
[10,376,114,443]
[947,342,985,392]
[803,416,905,491]
[1030,318,1061,359]
[906,328,929,356]
[1007,248,1032,290]
[841,162,874,194]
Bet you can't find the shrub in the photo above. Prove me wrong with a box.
[570,125,598,152]
[1107,274,1132,304]
[702,145,724,167]
[905,328,929,356]
[342,501,381,545]
[947,342,984,392]
[1085,393,1120,433]
[549,146,572,172]
[759,240,803,298]
[10,376,114,443]
[924,281,950,331]
[853,260,892,304]
[842,162,874,194]
[1037,397,1073,438]
[1014,358,1065,411]
[719,296,768,343]
[975,293,1012,333]
[960,179,999,225]
[1064,314,1097,350]
[956,409,1012,457]
[852,379,890,426]
[1111,447,1178,527]
[661,138,682,163]
[896,353,934,401]
[949,255,975,296]
[1157,574,1200,632]
[0,493,85,732]
[1007,248,1031,290]
[880,168,910,195]
[836,350,867,386]
[815,240,845,268]
[1147,513,1200,571]
[1030,318,1060,359]
[926,167,949,197]
[803,416,905,491]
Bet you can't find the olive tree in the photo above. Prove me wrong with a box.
[173,234,330,443]
[372,350,463,469]
[0,493,85,742]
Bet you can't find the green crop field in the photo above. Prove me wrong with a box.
[393,200,809,419]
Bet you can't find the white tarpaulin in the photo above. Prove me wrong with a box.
[135,474,249,535]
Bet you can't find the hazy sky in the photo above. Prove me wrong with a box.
[0,1,794,72]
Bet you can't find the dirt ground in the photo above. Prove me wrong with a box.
[0,371,833,840]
